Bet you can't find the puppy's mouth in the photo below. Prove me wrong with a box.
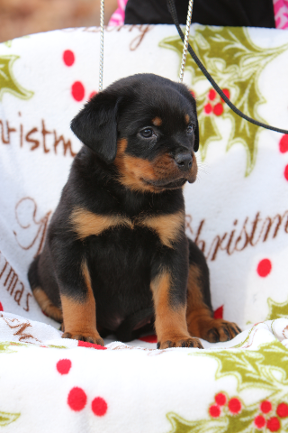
[143,175,195,190]
[142,153,198,190]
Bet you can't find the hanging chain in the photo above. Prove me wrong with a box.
[179,0,194,83]
[99,0,194,88]
[99,0,105,91]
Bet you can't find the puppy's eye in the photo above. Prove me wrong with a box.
[140,128,154,138]
[186,124,194,135]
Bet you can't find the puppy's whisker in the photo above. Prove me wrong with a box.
[197,162,210,177]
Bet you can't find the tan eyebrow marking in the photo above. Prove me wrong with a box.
[185,114,190,125]
[152,117,162,126]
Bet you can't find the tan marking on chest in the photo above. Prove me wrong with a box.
[138,210,184,248]
[70,205,183,247]
[70,207,133,240]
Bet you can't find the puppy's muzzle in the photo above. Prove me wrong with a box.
[174,153,193,172]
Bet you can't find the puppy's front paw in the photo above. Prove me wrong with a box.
[62,331,104,346]
[204,319,241,343]
[157,336,203,349]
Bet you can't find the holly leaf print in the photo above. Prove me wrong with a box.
[266,297,288,320]
[222,407,257,433]
[160,26,288,175]
[166,408,257,433]
[0,411,20,427]
[0,342,15,354]
[166,412,226,433]
[166,342,288,433]
[0,55,33,100]
[199,341,288,396]
[258,341,288,379]
[206,349,273,391]
[0,341,27,354]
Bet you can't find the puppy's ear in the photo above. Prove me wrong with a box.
[71,92,120,164]
[175,83,200,152]
[189,94,199,152]
[194,118,199,152]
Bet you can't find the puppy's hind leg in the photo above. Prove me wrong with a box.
[28,256,63,323]
[186,238,241,343]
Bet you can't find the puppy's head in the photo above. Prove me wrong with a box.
[71,74,199,193]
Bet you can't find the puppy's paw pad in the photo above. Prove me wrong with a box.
[62,331,104,346]
[206,320,241,343]
[157,337,203,349]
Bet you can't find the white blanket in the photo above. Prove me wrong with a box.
[1,311,288,432]
[1,24,288,432]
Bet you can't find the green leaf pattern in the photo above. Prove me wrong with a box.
[166,341,288,432]
[0,412,20,427]
[0,55,33,101]
[160,27,288,175]
[266,297,288,320]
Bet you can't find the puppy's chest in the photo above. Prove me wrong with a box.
[86,217,160,288]
[71,207,184,249]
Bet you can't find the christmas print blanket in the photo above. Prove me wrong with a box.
[0,24,288,432]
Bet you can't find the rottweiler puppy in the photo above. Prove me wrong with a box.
[28,73,241,349]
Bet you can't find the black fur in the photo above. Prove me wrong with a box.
[28,74,231,345]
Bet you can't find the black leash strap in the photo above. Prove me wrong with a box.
[167,0,288,135]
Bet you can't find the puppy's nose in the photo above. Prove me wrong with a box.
[175,153,193,171]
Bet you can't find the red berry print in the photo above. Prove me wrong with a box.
[91,397,108,416]
[267,417,281,432]
[228,398,241,414]
[254,415,266,429]
[208,89,216,100]
[0,302,3,311]
[284,165,288,181]
[63,50,75,67]
[204,103,213,114]
[67,387,87,411]
[279,135,288,153]
[56,359,71,375]
[215,393,226,406]
[77,341,107,350]
[209,404,221,418]
[277,402,288,418]
[139,335,158,343]
[213,103,224,116]
[257,259,272,278]
[221,88,230,102]
[89,91,97,100]
[261,400,272,414]
[213,305,223,320]
[71,81,85,102]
